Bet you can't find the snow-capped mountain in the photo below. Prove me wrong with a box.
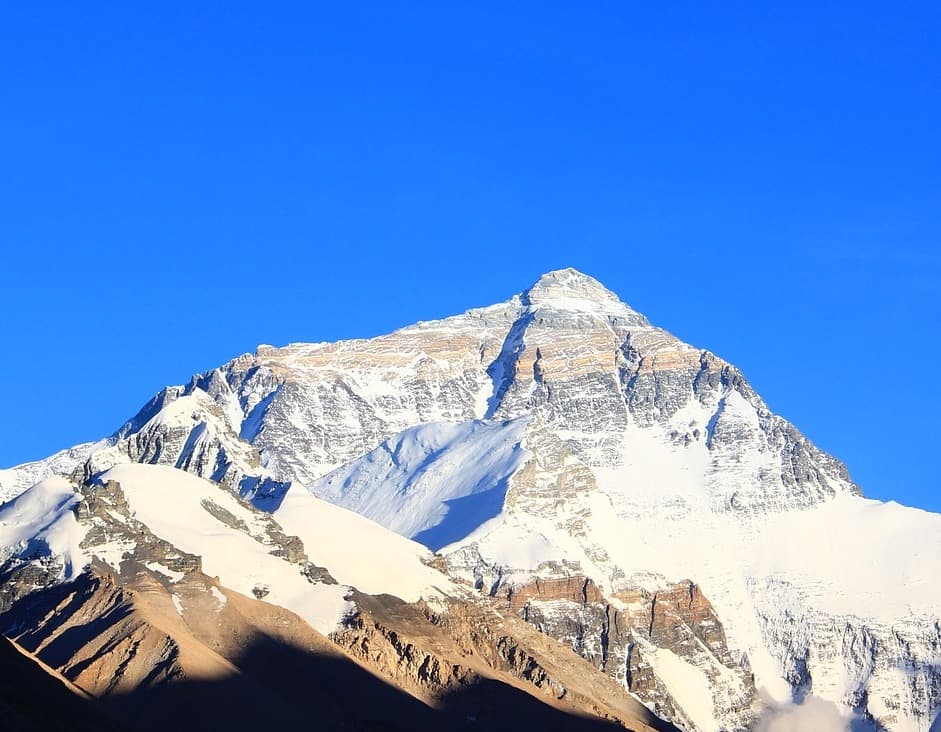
[2,268,939,731]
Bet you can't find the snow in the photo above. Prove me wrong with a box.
[210,586,227,606]
[743,495,941,618]
[99,461,454,625]
[101,463,353,634]
[309,418,530,550]
[0,476,87,579]
[274,485,458,601]
[593,400,714,518]
[91,536,136,571]
[0,440,109,504]
[640,640,718,732]
[145,561,185,583]
[144,393,204,430]
[442,513,568,570]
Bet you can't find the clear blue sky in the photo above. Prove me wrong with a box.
[2,3,938,511]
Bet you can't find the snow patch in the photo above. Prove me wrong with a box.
[210,586,227,606]
[145,561,185,583]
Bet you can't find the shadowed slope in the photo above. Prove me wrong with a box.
[0,634,131,732]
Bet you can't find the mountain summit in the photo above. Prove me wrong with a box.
[521,267,647,319]
[1,269,939,731]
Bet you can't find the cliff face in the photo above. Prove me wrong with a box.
[3,268,940,731]
[494,575,757,730]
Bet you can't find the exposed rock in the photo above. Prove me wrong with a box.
[336,591,679,732]
[496,575,758,730]
[502,575,606,613]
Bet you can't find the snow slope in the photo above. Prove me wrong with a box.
[308,417,530,550]
[102,463,353,634]
[0,476,86,580]
[273,485,458,600]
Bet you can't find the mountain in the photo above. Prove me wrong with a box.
[2,267,939,731]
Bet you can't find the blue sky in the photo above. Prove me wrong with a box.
[1,3,939,511]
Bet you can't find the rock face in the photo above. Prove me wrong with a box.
[336,591,677,732]
[494,576,756,731]
[3,267,941,731]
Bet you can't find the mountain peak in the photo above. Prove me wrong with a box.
[521,267,647,323]
[531,266,607,289]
